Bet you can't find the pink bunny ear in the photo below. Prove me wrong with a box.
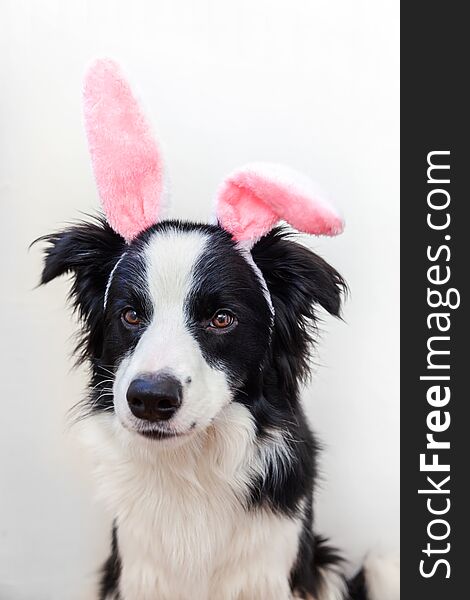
[216,163,344,247]
[83,59,165,242]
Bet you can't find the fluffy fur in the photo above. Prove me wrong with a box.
[216,162,344,246]
[38,218,398,599]
[83,59,165,241]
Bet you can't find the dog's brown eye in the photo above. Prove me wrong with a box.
[122,308,141,326]
[209,310,236,330]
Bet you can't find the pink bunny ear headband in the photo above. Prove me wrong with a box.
[83,59,345,308]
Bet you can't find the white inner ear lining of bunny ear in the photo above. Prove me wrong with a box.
[103,251,127,309]
[236,244,275,323]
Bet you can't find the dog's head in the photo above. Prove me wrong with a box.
[39,59,346,444]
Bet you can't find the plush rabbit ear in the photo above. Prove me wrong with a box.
[83,59,166,242]
[216,162,344,247]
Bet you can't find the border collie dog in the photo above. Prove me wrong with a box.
[38,60,397,600]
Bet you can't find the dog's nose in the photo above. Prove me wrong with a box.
[127,373,182,422]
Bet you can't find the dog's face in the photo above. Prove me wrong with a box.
[102,222,272,440]
[40,218,345,445]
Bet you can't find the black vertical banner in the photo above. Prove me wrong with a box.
[401,2,469,598]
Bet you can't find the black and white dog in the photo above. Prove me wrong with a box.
[37,60,398,600]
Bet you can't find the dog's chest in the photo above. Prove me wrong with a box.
[86,412,301,599]
[116,482,300,600]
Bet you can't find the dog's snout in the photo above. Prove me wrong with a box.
[127,373,182,422]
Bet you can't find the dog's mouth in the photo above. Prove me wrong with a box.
[139,429,182,440]
[136,422,197,441]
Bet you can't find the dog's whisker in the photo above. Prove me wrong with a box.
[91,378,114,390]
[97,365,117,377]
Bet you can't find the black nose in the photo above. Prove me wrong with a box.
[127,374,182,422]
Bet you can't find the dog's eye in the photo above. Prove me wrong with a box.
[208,310,236,330]
[121,308,141,326]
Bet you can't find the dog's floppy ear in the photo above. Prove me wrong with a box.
[216,163,344,247]
[252,229,346,389]
[38,218,126,360]
[83,59,167,242]
[216,162,345,388]
[253,229,345,317]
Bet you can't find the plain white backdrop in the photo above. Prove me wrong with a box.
[0,1,399,599]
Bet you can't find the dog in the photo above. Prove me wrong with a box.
[37,59,398,600]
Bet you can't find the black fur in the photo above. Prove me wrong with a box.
[253,228,345,394]
[38,216,126,365]
[39,218,354,599]
[245,229,346,514]
[99,525,122,600]
[348,568,368,600]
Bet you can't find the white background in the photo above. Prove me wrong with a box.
[0,1,399,599]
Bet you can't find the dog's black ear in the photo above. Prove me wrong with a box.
[37,217,125,361]
[252,227,347,390]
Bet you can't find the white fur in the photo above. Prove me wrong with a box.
[364,554,400,600]
[113,229,233,437]
[316,566,348,600]
[80,403,302,600]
